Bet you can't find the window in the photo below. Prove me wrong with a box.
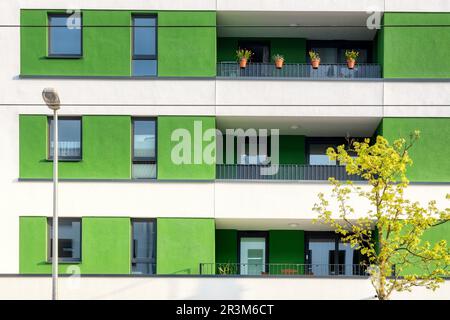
[306,40,373,64]
[48,218,81,262]
[307,138,359,165]
[131,219,156,274]
[237,40,271,63]
[132,118,157,179]
[305,232,368,276]
[48,14,82,57]
[48,117,82,160]
[308,143,337,165]
[132,15,157,76]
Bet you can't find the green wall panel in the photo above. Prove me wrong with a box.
[157,116,216,180]
[19,115,131,179]
[156,218,215,275]
[381,118,450,182]
[382,13,450,78]
[269,230,305,264]
[269,230,305,275]
[81,217,131,274]
[21,10,132,76]
[279,135,306,164]
[215,229,238,263]
[158,11,216,76]
[217,38,307,63]
[19,217,131,274]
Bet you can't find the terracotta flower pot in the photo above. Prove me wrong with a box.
[347,59,356,69]
[275,59,284,69]
[239,58,247,69]
[311,59,320,69]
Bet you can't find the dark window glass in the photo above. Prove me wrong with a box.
[308,144,337,165]
[131,219,156,274]
[132,118,156,179]
[48,15,82,56]
[306,232,367,276]
[49,118,82,160]
[48,218,81,262]
[132,15,157,76]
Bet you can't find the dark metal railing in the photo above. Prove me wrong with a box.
[216,164,363,181]
[200,263,369,277]
[217,62,381,79]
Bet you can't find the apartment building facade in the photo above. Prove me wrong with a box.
[0,0,449,299]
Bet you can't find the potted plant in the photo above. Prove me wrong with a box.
[236,48,253,69]
[273,54,285,69]
[345,49,359,69]
[308,50,320,69]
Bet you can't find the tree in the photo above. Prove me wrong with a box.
[313,132,450,300]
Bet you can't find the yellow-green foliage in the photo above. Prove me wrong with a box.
[313,132,450,300]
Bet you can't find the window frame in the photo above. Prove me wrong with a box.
[131,218,157,275]
[132,117,157,179]
[47,116,83,161]
[47,13,83,58]
[131,14,158,77]
[47,217,82,263]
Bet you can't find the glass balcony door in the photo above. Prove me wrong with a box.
[240,237,266,275]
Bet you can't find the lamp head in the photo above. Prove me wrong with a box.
[42,88,60,111]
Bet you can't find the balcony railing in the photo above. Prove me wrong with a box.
[217,62,381,79]
[216,164,363,181]
[200,263,369,277]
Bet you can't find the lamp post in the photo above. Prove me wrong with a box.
[42,88,60,300]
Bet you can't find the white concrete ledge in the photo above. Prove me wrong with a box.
[0,276,448,300]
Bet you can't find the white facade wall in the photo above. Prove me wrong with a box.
[0,0,449,297]
[0,276,449,300]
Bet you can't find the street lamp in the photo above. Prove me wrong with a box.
[42,88,60,300]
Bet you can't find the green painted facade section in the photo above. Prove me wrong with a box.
[157,116,216,180]
[380,118,450,182]
[19,115,131,179]
[215,230,238,263]
[156,218,215,275]
[382,13,450,78]
[279,135,306,164]
[268,230,305,272]
[81,217,131,274]
[217,38,307,63]
[19,217,131,274]
[158,11,216,76]
[21,10,132,76]
[20,10,216,77]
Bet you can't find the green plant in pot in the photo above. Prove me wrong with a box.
[273,54,285,69]
[236,48,253,69]
[309,50,320,69]
[345,49,359,69]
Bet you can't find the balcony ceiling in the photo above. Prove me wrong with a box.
[215,219,374,231]
[216,116,381,137]
[217,11,380,40]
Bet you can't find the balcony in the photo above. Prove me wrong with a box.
[216,164,363,181]
[200,263,369,277]
[217,62,381,79]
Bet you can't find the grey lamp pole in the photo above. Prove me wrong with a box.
[42,88,61,300]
